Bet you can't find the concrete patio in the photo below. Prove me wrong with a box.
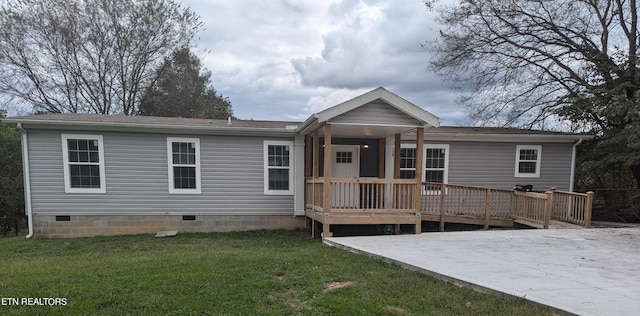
[324,227,640,315]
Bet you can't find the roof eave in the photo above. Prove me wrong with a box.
[2,118,297,137]
[421,132,594,143]
[296,114,320,135]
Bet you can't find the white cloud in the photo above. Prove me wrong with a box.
[305,88,370,113]
[291,1,440,88]
[182,0,468,125]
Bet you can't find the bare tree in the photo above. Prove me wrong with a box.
[428,0,640,196]
[428,0,638,130]
[0,0,202,115]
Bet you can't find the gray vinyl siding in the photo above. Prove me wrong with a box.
[27,129,294,216]
[330,102,422,126]
[406,141,574,191]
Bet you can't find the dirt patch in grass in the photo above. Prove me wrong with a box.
[383,306,406,314]
[323,281,355,293]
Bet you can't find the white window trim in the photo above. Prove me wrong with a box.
[61,134,106,194]
[424,144,450,185]
[167,137,201,194]
[401,144,449,184]
[264,140,294,195]
[399,144,417,179]
[515,145,542,178]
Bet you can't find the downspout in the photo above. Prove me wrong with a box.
[569,138,583,192]
[16,123,34,238]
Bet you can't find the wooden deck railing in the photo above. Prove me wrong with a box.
[306,179,594,229]
[551,190,594,227]
[512,191,552,228]
[421,182,514,228]
[421,182,514,219]
[420,182,594,229]
[305,178,417,213]
[305,178,324,212]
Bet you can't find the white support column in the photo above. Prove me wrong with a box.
[384,135,395,208]
[293,134,305,216]
[384,135,395,180]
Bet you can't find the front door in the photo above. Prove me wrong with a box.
[331,145,360,208]
[331,145,360,178]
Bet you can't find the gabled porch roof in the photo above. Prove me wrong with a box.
[297,87,442,138]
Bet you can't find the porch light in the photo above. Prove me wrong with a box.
[362,144,369,149]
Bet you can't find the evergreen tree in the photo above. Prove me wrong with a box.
[139,47,233,119]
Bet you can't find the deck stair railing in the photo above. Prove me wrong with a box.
[550,190,594,227]
[421,182,513,229]
[512,191,553,228]
[420,182,593,229]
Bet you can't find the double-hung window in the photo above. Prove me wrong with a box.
[167,137,201,194]
[399,145,417,179]
[425,145,449,184]
[398,144,449,184]
[515,145,541,177]
[264,140,293,195]
[61,134,106,193]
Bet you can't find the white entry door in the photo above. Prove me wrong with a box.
[331,145,360,208]
[331,145,360,178]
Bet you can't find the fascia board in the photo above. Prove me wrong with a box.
[4,119,297,137]
[296,114,320,135]
[419,133,594,143]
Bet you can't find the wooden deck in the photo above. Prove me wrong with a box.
[305,178,421,237]
[305,178,594,238]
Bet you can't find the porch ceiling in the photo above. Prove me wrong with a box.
[318,123,419,138]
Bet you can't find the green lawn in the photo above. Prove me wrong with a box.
[0,230,552,315]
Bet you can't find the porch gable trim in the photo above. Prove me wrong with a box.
[315,87,442,127]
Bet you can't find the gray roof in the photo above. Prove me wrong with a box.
[4,113,297,129]
[1,113,302,137]
[2,113,591,141]
[427,126,584,136]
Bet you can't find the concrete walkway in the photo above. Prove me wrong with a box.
[325,228,640,315]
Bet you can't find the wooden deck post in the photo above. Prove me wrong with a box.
[313,130,319,178]
[322,124,332,238]
[585,191,594,228]
[544,190,553,229]
[322,222,331,239]
[439,183,446,232]
[304,135,311,215]
[414,128,424,234]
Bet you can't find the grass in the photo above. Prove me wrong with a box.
[0,230,553,315]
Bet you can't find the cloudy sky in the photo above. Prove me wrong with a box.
[184,0,468,125]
